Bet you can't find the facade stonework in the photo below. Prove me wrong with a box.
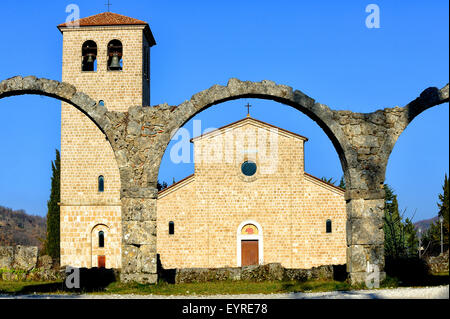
[59,21,153,269]
[157,118,347,270]
[0,12,448,285]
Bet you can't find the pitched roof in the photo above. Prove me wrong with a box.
[190,117,309,143]
[58,12,147,27]
[57,12,156,46]
[304,173,346,193]
[158,174,195,196]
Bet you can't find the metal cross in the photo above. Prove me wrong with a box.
[105,0,112,12]
[245,103,252,117]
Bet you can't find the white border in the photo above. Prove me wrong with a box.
[236,220,264,267]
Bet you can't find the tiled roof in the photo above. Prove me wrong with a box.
[57,12,156,46]
[58,12,147,27]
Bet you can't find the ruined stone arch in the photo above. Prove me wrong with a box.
[153,78,351,189]
[0,76,112,137]
[2,74,447,284]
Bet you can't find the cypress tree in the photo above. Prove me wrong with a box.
[43,149,60,260]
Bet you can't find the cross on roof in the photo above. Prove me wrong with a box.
[105,0,112,12]
[245,103,252,117]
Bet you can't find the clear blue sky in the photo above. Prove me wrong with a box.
[0,0,448,222]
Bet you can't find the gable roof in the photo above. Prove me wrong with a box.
[57,12,156,46]
[304,173,346,193]
[190,117,309,143]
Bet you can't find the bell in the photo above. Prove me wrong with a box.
[109,54,121,70]
[86,53,95,63]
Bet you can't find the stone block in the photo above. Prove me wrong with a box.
[120,273,158,284]
[347,245,385,273]
[346,199,384,219]
[346,218,384,245]
[123,221,156,245]
[13,246,38,271]
[0,246,14,269]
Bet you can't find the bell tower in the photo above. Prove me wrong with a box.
[57,12,156,269]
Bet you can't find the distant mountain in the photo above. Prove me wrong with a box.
[414,216,439,233]
[0,206,46,248]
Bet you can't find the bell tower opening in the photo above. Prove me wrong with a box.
[107,39,123,71]
[82,40,97,72]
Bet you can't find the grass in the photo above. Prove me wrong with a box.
[97,279,352,296]
[0,280,65,294]
[0,279,351,296]
[0,272,447,296]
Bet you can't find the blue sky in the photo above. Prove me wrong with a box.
[0,0,448,222]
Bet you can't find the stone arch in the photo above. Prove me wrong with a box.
[381,84,449,172]
[0,76,112,136]
[152,78,351,189]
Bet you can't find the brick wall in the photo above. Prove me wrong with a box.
[60,25,150,268]
[157,119,347,269]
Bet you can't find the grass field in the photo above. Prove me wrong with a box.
[0,273,447,296]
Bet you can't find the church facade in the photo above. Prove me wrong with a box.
[57,12,346,271]
[157,117,347,269]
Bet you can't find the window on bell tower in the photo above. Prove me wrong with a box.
[107,40,123,71]
[82,40,97,72]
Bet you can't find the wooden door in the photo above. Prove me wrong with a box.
[241,240,258,266]
[97,255,106,268]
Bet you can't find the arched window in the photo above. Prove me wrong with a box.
[98,175,104,192]
[326,219,332,233]
[169,221,175,235]
[107,39,123,71]
[82,40,97,71]
[98,231,105,248]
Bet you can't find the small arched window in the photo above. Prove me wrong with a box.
[107,39,123,71]
[82,40,97,71]
[98,175,104,192]
[326,219,332,233]
[169,221,175,235]
[98,231,105,248]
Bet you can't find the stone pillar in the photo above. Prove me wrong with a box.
[120,197,158,284]
[346,196,386,284]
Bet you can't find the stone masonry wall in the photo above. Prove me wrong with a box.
[1,75,447,284]
[59,25,151,270]
[157,119,347,270]
[0,246,38,271]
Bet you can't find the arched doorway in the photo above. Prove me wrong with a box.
[91,224,110,268]
[237,220,263,267]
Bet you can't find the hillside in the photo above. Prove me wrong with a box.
[0,206,46,248]
[414,216,439,233]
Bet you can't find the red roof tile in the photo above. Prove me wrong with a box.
[58,12,147,27]
[57,12,156,46]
